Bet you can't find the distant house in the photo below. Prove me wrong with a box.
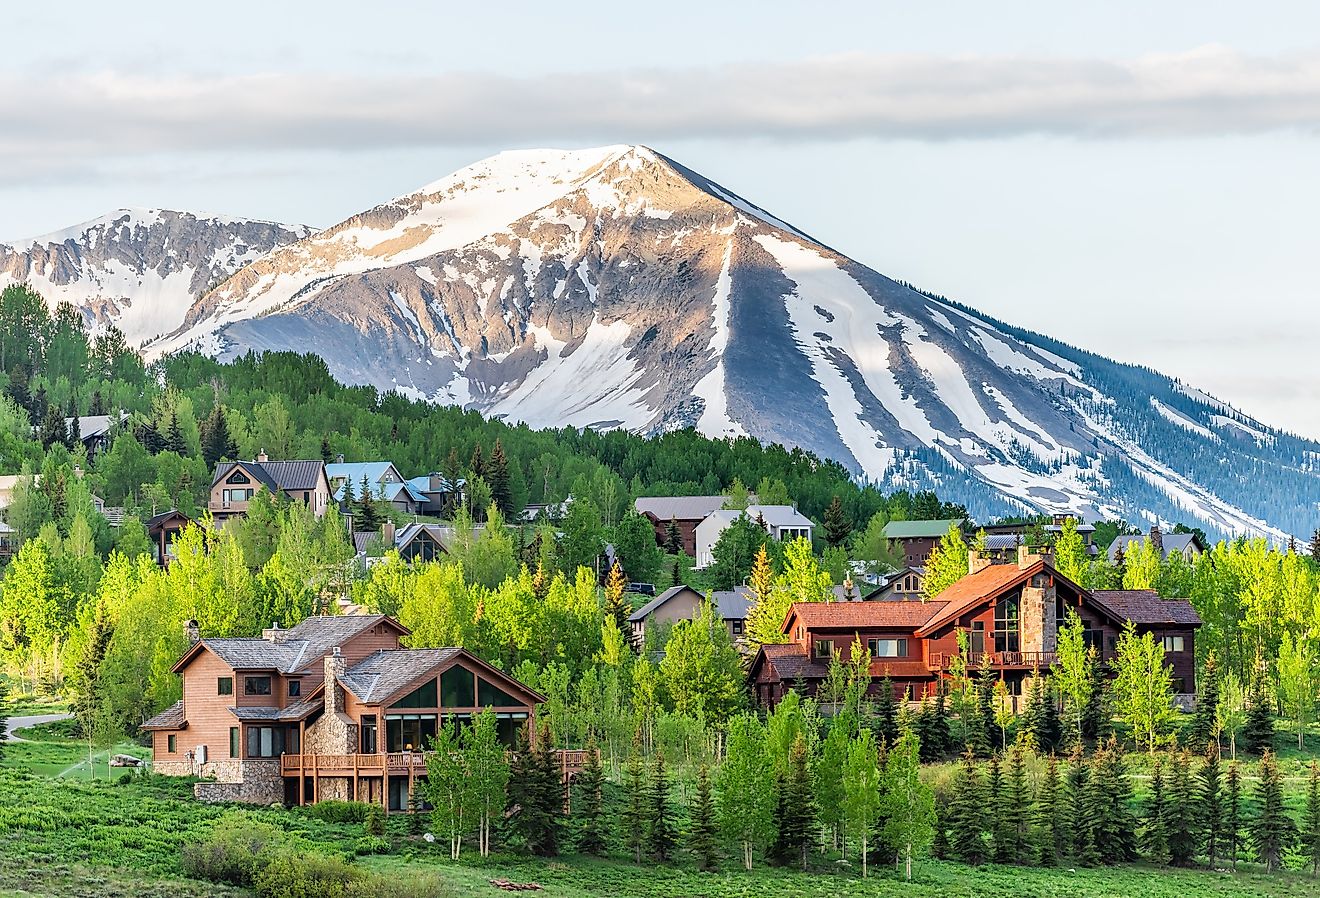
[983,515,1100,557]
[209,454,332,523]
[694,505,814,569]
[63,414,124,459]
[326,460,426,516]
[353,521,452,564]
[880,518,968,567]
[403,474,465,517]
[0,520,15,563]
[0,475,27,513]
[141,614,570,811]
[748,545,1202,709]
[628,584,754,646]
[1108,526,1206,565]
[145,509,193,568]
[634,496,730,557]
[870,566,926,601]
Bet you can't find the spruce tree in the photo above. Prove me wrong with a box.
[1200,743,1223,870]
[871,676,899,748]
[823,495,852,547]
[929,693,953,760]
[513,725,562,857]
[200,405,236,468]
[1166,751,1198,866]
[988,754,1014,863]
[1302,762,1320,877]
[1064,747,1089,861]
[778,735,816,870]
[1033,755,1062,865]
[1250,750,1296,873]
[355,475,380,533]
[575,737,606,856]
[1001,743,1030,864]
[646,750,676,861]
[408,787,428,835]
[164,411,187,455]
[931,798,949,860]
[975,665,997,757]
[949,749,986,865]
[1225,761,1243,871]
[488,438,512,516]
[623,744,647,863]
[1140,756,1169,862]
[664,517,682,555]
[1081,656,1109,740]
[1084,740,1136,864]
[688,764,719,871]
[1023,675,1062,754]
[1190,652,1221,751]
[469,444,486,480]
[1243,673,1276,756]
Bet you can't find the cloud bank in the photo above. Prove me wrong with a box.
[2,47,1318,177]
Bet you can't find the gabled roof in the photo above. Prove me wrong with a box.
[752,643,830,682]
[212,460,326,492]
[1108,533,1205,562]
[634,496,729,522]
[628,585,755,623]
[784,600,948,632]
[882,519,966,540]
[745,505,813,529]
[915,563,1046,636]
[339,647,546,707]
[145,508,193,531]
[1091,590,1203,626]
[406,474,465,495]
[172,614,407,674]
[326,461,401,485]
[141,700,187,730]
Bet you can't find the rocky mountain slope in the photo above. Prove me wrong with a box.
[121,146,1318,538]
[0,210,312,345]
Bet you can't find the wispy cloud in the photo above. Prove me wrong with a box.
[2,47,1319,177]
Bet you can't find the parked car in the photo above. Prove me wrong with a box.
[623,582,656,597]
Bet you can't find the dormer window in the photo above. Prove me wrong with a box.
[227,471,251,484]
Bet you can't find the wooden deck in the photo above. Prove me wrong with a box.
[280,748,595,781]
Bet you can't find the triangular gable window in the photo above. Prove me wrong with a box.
[478,677,522,708]
[227,471,251,485]
[392,678,437,708]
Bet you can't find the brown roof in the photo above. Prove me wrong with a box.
[916,563,1040,635]
[141,700,186,730]
[634,495,729,522]
[784,600,947,632]
[1091,590,1202,626]
[757,643,830,681]
[173,614,407,674]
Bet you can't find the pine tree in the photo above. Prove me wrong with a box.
[872,676,899,748]
[1139,756,1169,861]
[355,475,380,533]
[931,798,949,860]
[623,743,647,863]
[469,444,486,480]
[1250,751,1296,873]
[511,725,561,857]
[1302,762,1320,877]
[1190,652,1221,751]
[664,516,682,555]
[603,561,630,634]
[575,737,606,856]
[949,749,986,865]
[1243,672,1276,755]
[408,787,428,835]
[319,436,332,462]
[688,764,719,871]
[928,692,953,760]
[1166,751,1199,866]
[200,405,236,468]
[1081,652,1109,741]
[488,438,512,515]
[1000,743,1030,864]
[1023,674,1062,754]
[164,411,187,455]
[38,405,66,449]
[988,754,1014,863]
[1084,740,1136,864]
[772,735,816,870]
[1200,743,1224,870]
[823,495,852,547]
[1225,761,1243,871]
[1033,755,1062,865]
[646,750,676,862]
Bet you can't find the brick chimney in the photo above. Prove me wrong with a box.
[257,449,269,463]
[184,619,200,644]
[324,647,346,716]
[262,622,287,643]
[1149,525,1164,554]
[969,550,994,575]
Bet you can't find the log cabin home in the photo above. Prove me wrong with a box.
[749,545,1201,708]
[142,614,581,812]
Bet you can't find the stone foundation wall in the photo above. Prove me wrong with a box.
[305,712,357,756]
[313,776,354,802]
[193,760,284,805]
[152,759,194,777]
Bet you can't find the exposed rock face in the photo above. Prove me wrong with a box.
[124,145,1313,539]
[0,209,312,345]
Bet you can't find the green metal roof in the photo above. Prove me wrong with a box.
[881,519,966,539]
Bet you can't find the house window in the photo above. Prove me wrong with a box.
[441,668,476,707]
[394,678,439,708]
[969,621,985,654]
[477,677,522,708]
[386,714,437,752]
[731,619,745,636]
[813,639,833,659]
[244,676,272,696]
[230,727,240,758]
[246,726,285,758]
[1083,629,1104,652]
[227,471,251,484]
[361,715,378,754]
[217,676,233,695]
[288,680,301,698]
[1162,635,1185,653]
[167,734,176,753]
[867,638,908,658]
[994,593,1020,652]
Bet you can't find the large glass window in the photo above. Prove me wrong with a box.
[867,638,907,658]
[386,714,437,752]
[246,726,285,758]
[1162,635,1185,653]
[994,594,1020,652]
[394,678,438,708]
[229,727,239,758]
[969,621,985,654]
[477,677,522,708]
[244,676,272,696]
[495,713,529,747]
[361,715,378,753]
[440,668,475,707]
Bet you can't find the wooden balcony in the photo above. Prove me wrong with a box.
[928,650,1061,671]
[281,748,595,781]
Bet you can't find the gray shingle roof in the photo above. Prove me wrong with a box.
[1108,533,1202,563]
[628,585,754,623]
[1091,590,1203,626]
[212,460,325,492]
[339,648,462,705]
[194,615,393,674]
[634,496,729,522]
[141,700,186,730]
[228,694,324,722]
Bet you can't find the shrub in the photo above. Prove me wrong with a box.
[254,852,363,898]
[180,814,287,887]
[305,800,374,824]
[364,805,385,837]
[353,835,390,856]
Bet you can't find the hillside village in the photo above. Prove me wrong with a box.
[2,284,1320,895]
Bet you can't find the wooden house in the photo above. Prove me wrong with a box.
[209,455,332,523]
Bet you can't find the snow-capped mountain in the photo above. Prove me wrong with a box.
[0,210,313,345]
[143,145,1315,538]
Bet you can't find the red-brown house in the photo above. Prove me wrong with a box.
[142,614,572,812]
[748,546,1201,708]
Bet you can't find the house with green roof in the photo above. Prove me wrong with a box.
[881,518,968,566]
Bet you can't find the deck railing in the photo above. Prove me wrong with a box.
[928,650,1062,670]
[280,748,594,779]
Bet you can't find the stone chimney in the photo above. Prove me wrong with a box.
[842,575,857,601]
[257,449,269,463]
[262,622,288,643]
[1149,525,1164,554]
[1020,568,1059,655]
[969,550,994,575]
[335,453,345,464]
[1017,543,1053,570]
[382,519,396,546]
[324,647,347,716]
[184,619,200,644]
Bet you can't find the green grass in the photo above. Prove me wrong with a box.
[3,719,149,780]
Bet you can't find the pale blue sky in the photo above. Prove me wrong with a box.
[5,2,1319,436]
